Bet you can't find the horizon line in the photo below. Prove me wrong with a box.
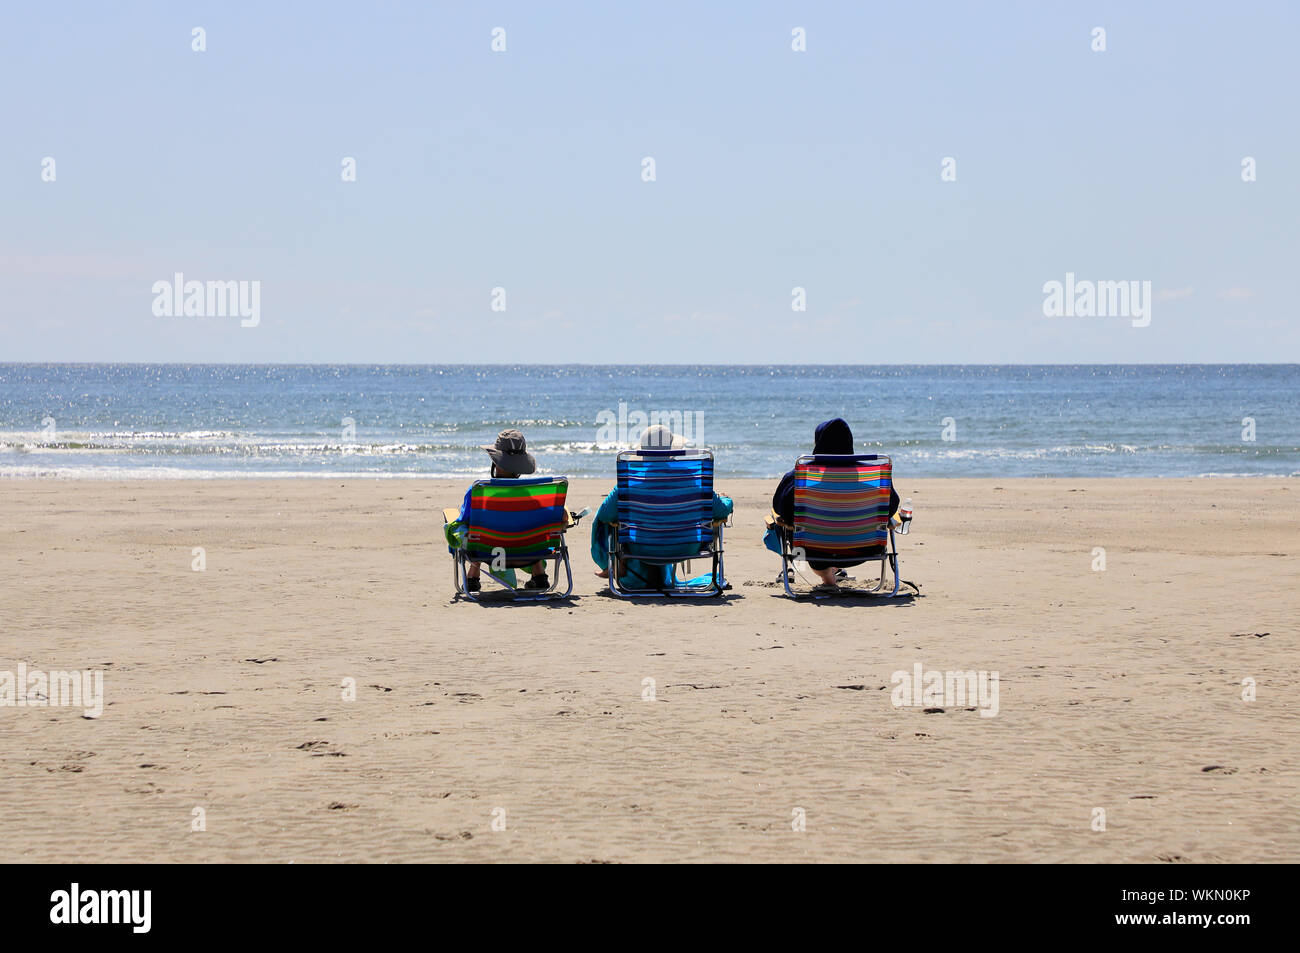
[3,361,1297,368]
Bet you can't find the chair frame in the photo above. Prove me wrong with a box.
[771,453,902,600]
[445,477,576,602]
[607,448,727,599]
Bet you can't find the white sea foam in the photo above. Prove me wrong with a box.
[0,465,478,480]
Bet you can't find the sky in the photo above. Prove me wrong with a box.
[1,0,1297,363]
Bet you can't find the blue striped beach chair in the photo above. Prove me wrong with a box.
[442,477,577,601]
[767,454,901,599]
[608,448,726,598]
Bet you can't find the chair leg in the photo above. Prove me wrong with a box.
[854,559,881,595]
[707,526,726,596]
[671,540,724,598]
[455,553,483,602]
[713,528,727,593]
[556,548,574,598]
[713,550,724,596]
[780,546,798,598]
[607,548,637,598]
[886,525,901,597]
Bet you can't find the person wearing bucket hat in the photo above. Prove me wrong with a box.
[588,425,732,585]
[444,429,546,591]
[481,428,536,476]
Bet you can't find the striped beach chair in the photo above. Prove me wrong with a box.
[608,449,726,598]
[769,454,901,599]
[443,477,576,601]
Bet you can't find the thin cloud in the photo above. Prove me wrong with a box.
[0,253,153,279]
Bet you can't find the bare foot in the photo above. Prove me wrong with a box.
[593,569,609,578]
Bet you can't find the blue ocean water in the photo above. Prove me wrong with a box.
[0,364,1296,479]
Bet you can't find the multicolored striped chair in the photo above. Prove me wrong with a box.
[608,449,726,597]
[770,454,901,599]
[444,477,575,601]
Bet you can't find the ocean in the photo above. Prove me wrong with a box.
[1,364,1296,479]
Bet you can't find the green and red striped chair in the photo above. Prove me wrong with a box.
[444,477,575,601]
[771,454,901,599]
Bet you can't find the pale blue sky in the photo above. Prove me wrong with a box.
[2,0,1296,362]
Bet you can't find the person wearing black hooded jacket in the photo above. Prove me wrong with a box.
[770,418,900,586]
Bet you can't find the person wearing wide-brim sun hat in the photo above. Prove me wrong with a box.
[480,428,536,477]
[445,429,546,592]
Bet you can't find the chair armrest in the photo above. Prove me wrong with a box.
[766,510,793,532]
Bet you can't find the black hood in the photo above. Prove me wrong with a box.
[813,418,854,455]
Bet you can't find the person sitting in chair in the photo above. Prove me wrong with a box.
[444,429,550,592]
[768,417,899,587]
[590,425,733,587]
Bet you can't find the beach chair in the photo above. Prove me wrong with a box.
[443,476,576,601]
[766,454,901,599]
[607,448,727,598]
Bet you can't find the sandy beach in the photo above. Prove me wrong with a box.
[2,477,1296,863]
